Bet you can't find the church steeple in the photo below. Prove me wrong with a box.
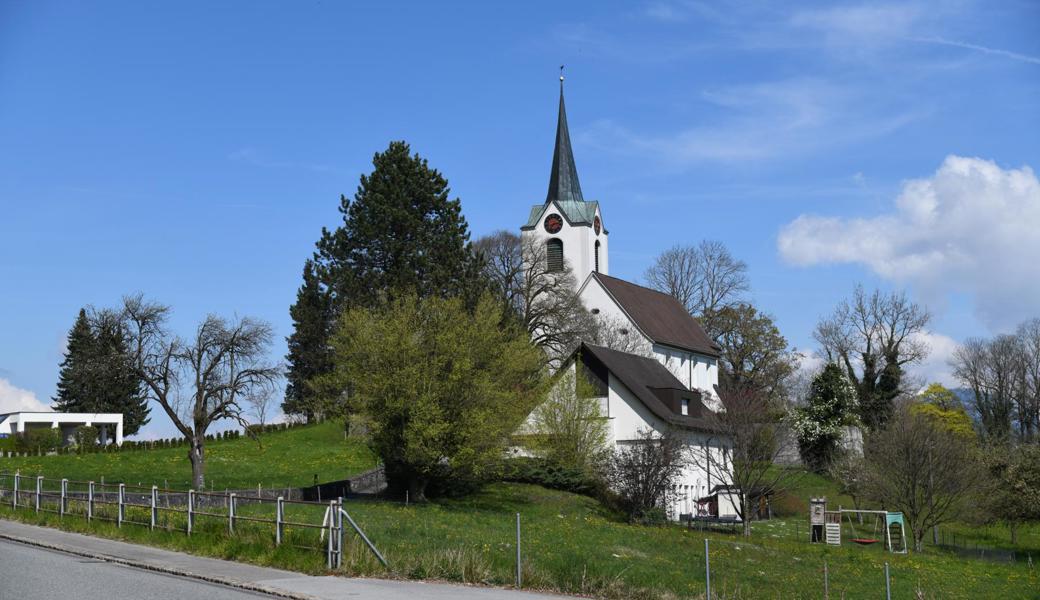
[545,71,584,205]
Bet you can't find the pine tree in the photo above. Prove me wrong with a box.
[283,260,335,422]
[283,141,486,420]
[316,140,485,308]
[53,309,150,436]
[53,308,95,412]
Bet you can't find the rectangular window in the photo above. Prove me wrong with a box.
[681,398,690,416]
[546,239,564,272]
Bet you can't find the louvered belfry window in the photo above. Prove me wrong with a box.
[547,239,564,272]
[595,241,601,273]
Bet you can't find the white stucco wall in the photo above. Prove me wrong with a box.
[522,201,608,286]
[652,344,721,409]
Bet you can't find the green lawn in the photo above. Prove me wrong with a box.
[0,426,1036,598]
[0,422,378,490]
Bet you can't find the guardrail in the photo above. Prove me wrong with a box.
[0,471,385,570]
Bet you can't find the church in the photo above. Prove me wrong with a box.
[519,77,737,521]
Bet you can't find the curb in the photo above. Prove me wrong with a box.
[0,529,319,600]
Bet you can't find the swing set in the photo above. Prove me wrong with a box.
[809,498,907,554]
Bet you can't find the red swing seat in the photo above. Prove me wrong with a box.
[850,538,880,545]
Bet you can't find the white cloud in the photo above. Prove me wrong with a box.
[779,155,1040,328]
[790,4,923,43]
[910,36,1040,66]
[908,330,960,388]
[0,378,51,413]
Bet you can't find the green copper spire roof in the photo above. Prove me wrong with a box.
[545,76,584,205]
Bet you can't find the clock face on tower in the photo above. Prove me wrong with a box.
[594,215,602,235]
[544,213,563,234]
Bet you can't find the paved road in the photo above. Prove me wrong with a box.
[0,519,568,599]
[0,539,274,600]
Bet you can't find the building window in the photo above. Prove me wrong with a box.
[594,240,601,272]
[546,239,564,272]
[681,398,690,416]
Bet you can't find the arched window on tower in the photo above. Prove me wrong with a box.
[594,241,601,273]
[546,238,564,272]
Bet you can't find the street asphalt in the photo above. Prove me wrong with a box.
[0,539,273,600]
[0,519,569,599]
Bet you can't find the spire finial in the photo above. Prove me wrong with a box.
[559,64,564,82]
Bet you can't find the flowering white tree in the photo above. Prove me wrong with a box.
[795,363,859,472]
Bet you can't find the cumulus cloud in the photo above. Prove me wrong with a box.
[908,330,960,388]
[0,378,51,413]
[779,155,1040,328]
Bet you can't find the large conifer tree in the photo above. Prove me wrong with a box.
[283,141,485,420]
[53,308,149,436]
[282,260,334,422]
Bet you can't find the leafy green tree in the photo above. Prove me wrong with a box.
[795,363,859,472]
[283,260,335,422]
[912,383,975,439]
[286,141,486,420]
[327,293,547,501]
[527,366,610,475]
[712,303,798,402]
[53,309,149,436]
[983,444,1040,545]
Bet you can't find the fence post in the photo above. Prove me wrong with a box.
[228,493,236,534]
[117,483,125,527]
[87,481,94,521]
[336,497,344,569]
[150,486,158,530]
[60,478,67,516]
[327,500,336,569]
[275,496,283,545]
[705,538,711,600]
[884,562,891,600]
[187,490,194,535]
[35,476,42,513]
[12,473,17,509]
[515,513,522,588]
[823,559,829,600]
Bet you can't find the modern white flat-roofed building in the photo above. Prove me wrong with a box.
[0,411,124,446]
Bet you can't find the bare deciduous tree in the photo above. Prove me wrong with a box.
[952,334,1026,441]
[693,384,801,537]
[528,368,610,474]
[589,314,652,356]
[607,428,687,522]
[246,388,276,426]
[476,231,595,368]
[862,404,984,552]
[644,240,749,338]
[121,295,281,489]
[814,285,931,430]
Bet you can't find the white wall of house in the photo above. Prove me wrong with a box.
[652,344,721,409]
[606,372,732,519]
[0,412,124,446]
[522,201,608,286]
[578,277,653,355]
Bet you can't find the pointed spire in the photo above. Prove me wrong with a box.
[545,68,584,205]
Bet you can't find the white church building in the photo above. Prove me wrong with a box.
[520,78,737,520]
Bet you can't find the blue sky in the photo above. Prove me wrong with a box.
[1,1,1038,439]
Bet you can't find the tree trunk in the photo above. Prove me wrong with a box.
[189,438,205,490]
[914,528,925,552]
[1010,521,1017,545]
[932,525,938,546]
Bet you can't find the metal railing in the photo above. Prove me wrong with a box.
[0,471,385,570]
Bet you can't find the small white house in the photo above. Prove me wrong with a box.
[0,411,124,446]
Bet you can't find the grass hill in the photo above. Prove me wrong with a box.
[0,422,378,490]
[0,424,1036,598]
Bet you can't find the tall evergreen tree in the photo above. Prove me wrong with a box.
[53,308,94,412]
[283,141,486,420]
[316,140,485,308]
[283,260,335,422]
[53,308,149,436]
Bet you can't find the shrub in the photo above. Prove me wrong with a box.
[73,425,99,449]
[17,428,62,453]
[502,457,606,498]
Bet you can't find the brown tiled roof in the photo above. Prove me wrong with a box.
[579,343,717,432]
[590,273,720,357]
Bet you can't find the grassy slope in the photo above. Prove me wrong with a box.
[0,422,378,489]
[0,427,1036,598]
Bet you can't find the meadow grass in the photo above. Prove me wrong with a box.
[0,425,1036,598]
[0,422,378,490]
